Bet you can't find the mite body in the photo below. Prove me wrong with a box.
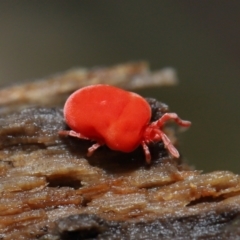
[60,84,191,163]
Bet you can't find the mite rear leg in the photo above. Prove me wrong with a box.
[59,130,103,157]
[87,143,103,157]
[59,130,90,140]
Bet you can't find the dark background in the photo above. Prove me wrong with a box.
[0,1,239,172]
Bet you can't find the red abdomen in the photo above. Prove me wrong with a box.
[64,85,151,152]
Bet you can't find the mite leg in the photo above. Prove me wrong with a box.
[155,113,191,128]
[141,141,151,164]
[160,131,180,158]
[87,143,103,157]
[59,130,103,157]
[59,130,90,140]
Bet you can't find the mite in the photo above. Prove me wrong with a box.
[59,84,191,163]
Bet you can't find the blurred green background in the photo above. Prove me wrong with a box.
[0,1,239,173]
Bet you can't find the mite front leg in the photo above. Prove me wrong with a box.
[160,131,180,158]
[155,113,191,128]
[141,141,151,164]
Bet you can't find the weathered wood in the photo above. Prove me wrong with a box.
[0,62,239,240]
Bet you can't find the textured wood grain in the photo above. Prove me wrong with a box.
[0,62,239,240]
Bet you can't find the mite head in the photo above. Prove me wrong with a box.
[142,113,191,163]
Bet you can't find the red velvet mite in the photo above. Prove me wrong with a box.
[59,84,191,163]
